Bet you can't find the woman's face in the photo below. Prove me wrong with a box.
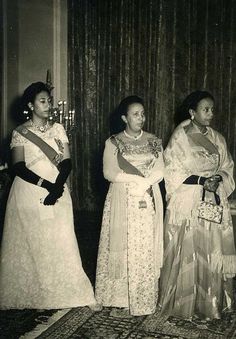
[190,98,214,126]
[122,103,145,133]
[29,91,52,119]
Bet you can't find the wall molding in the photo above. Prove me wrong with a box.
[53,0,68,105]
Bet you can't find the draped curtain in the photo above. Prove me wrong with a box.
[68,0,236,211]
[0,0,3,147]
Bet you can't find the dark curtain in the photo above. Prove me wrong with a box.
[0,0,3,146]
[68,0,236,211]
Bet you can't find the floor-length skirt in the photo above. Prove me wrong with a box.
[160,207,236,319]
[95,185,162,316]
[0,177,96,309]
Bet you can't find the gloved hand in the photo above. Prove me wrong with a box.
[43,159,72,205]
[43,185,64,205]
[41,180,57,193]
[204,175,222,192]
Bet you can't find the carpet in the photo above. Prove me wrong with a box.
[37,307,236,339]
[0,309,56,339]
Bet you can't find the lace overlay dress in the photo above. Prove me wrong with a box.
[95,131,164,316]
[0,123,96,309]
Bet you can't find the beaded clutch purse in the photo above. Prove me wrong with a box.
[198,189,223,224]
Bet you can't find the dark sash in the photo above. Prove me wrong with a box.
[16,126,62,166]
[110,136,144,177]
[110,136,153,205]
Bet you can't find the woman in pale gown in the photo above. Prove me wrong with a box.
[0,82,99,310]
[95,95,164,316]
[159,90,236,319]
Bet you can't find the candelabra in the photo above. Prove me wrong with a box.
[48,101,75,133]
[46,70,76,137]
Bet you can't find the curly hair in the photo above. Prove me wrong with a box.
[21,82,51,117]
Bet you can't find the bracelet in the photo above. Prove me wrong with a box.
[37,178,44,187]
[197,176,201,185]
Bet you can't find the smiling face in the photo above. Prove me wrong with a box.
[190,97,214,127]
[122,103,145,135]
[28,91,52,120]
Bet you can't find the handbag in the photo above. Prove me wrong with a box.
[198,188,223,224]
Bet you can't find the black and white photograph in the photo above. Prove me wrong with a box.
[0,0,236,338]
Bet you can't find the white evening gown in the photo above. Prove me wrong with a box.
[0,123,96,309]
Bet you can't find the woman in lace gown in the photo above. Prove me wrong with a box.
[0,82,99,310]
[159,90,236,319]
[95,96,164,316]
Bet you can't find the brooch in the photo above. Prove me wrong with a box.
[54,138,64,153]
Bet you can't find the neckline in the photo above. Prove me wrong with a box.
[123,129,143,140]
[29,119,50,133]
[191,121,208,135]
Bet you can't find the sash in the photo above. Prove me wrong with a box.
[110,136,152,199]
[16,126,62,166]
[111,136,144,177]
[187,131,219,155]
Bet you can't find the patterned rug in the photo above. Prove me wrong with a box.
[0,309,56,339]
[37,306,236,339]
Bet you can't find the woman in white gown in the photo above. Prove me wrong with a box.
[0,82,99,310]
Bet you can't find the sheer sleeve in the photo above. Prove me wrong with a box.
[164,127,193,198]
[148,145,164,185]
[10,130,28,149]
[103,138,123,182]
[216,133,235,197]
[55,123,69,144]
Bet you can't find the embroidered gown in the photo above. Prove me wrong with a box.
[95,131,164,316]
[0,122,96,309]
[159,120,236,319]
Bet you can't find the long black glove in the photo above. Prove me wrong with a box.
[183,175,206,185]
[183,174,222,193]
[13,161,55,192]
[44,159,72,205]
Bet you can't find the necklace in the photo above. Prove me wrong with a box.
[192,120,208,135]
[30,119,50,133]
[124,129,143,140]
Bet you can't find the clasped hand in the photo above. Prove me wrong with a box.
[129,177,151,197]
[203,175,222,193]
[43,182,64,205]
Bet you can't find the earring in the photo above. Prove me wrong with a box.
[31,106,34,111]
[191,115,194,120]
[23,110,30,120]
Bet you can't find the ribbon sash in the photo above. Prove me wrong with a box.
[16,126,62,166]
[111,136,152,198]
[188,132,219,155]
[110,136,144,177]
